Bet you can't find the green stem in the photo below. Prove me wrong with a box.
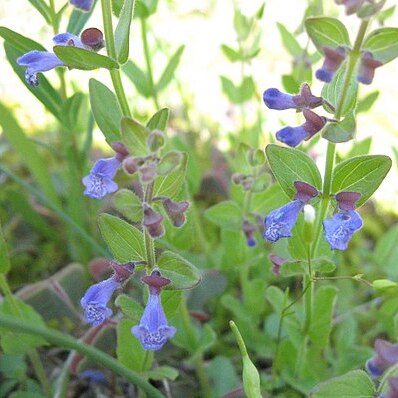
[141,18,160,109]
[144,182,156,270]
[0,314,165,398]
[314,275,373,287]
[101,0,132,117]
[303,246,313,334]
[179,298,211,398]
[0,275,52,398]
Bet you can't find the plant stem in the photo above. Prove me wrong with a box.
[140,18,160,109]
[303,246,313,333]
[144,182,157,270]
[179,298,212,398]
[101,0,132,117]
[0,314,165,398]
[0,275,52,398]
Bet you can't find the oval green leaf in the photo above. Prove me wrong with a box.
[204,201,243,231]
[363,27,398,64]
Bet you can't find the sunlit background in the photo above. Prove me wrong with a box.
[1,0,397,211]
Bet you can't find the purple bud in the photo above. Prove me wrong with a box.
[357,51,383,85]
[123,156,139,174]
[69,0,94,12]
[82,157,121,199]
[386,376,398,398]
[269,254,286,275]
[143,205,164,239]
[163,198,190,227]
[139,163,157,184]
[80,28,104,52]
[335,191,361,211]
[315,47,347,83]
[335,0,365,15]
[323,210,363,250]
[131,270,176,350]
[293,181,319,203]
[366,339,398,379]
[110,261,136,283]
[243,220,257,247]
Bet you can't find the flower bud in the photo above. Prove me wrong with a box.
[163,198,190,227]
[80,28,104,52]
[147,130,165,152]
[143,205,164,239]
[123,157,139,175]
[303,204,316,243]
[111,141,129,161]
[139,162,157,184]
[243,220,256,247]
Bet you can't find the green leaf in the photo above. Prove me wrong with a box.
[322,64,358,117]
[113,189,143,222]
[363,27,398,64]
[0,27,46,52]
[280,258,336,277]
[331,155,392,206]
[377,5,396,24]
[89,79,122,144]
[156,45,185,92]
[115,0,135,64]
[122,60,152,97]
[204,201,242,231]
[220,76,255,104]
[143,366,179,381]
[121,117,150,156]
[146,108,170,132]
[310,370,375,398]
[135,0,158,18]
[4,43,62,119]
[221,44,242,62]
[373,279,398,292]
[115,294,143,323]
[117,319,150,372]
[161,290,183,319]
[322,112,356,143]
[28,0,51,23]
[98,214,146,262]
[153,152,188,199]
[157,251,201,290]
[265,144,322,198]
[66,0,98,35]
[0,298,48,353]
[305,17,350,53]
[309,286,337,349]
[251,184,288,214]
[277,23,302,56]
[0,222,11,273]
[0,101,61,207]
[54,46,119,70]
[356,91,379,113]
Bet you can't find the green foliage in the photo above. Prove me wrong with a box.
[322,112,356,143]
[0,221,11,274]
[204,201,242,230]
[331,155,392,206]
[220,76,256,104]
[121,117,150,155]
[363,27,398,63]
[114,0,135,64]
[156,45,185,93]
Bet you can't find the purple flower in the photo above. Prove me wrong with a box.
[82,157,121,199]
[80,261,135,326]
[323,210,363,250]
[384,376,398,398]
[366,339,398,378]
[269,254,286,275]
[80,277,120,326]
[357,51,383,85]
[17,32,84,87]
[264,181,318,242]
[335,0,365,15]
[315,46,347,83]
[143,205,165,238]
[69,0,94,11]
[276,109,327,147]
[243,220,256,247]
[263,84,323,111]
[132,271,176,351]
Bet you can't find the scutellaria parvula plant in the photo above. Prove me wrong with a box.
[1,0,398,397]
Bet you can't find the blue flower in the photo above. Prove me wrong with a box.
[315,47,347,83]
[276,109,326,148]
[366,339,398,379]
[82,157,121,199]
[69,0,94,11]
[132,270,176,351]
[17,32,84,87]
[323,210,363,251]
[264,181,318,243]
[264,200,304,242]
[357,51,382,85]
[263,88,297,110]
[80,277,120,326]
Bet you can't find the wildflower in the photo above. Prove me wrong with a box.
[143,205,165,238]
[132,270,176,350]
[80,262,135,326]
[82,157,121,199]
[315,46,347,83]
[384,376,398,398]
[366,339,398,378]
[323,191,363,251]
[276,109,327,147]
[80,28,104,51]
[264,181,318,242]
[69,0,94,12]
[357,51,383,85]
[242,220,256,247]
[335,0,365,15]
[269,254,286,275]
[263,83,323,111]
[16,30,95,86]
[162,198,190,227]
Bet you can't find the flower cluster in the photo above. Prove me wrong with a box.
[80,263,176,351]
[263,181,363,251]
[263,84,328,147]
[17,28,104,87]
